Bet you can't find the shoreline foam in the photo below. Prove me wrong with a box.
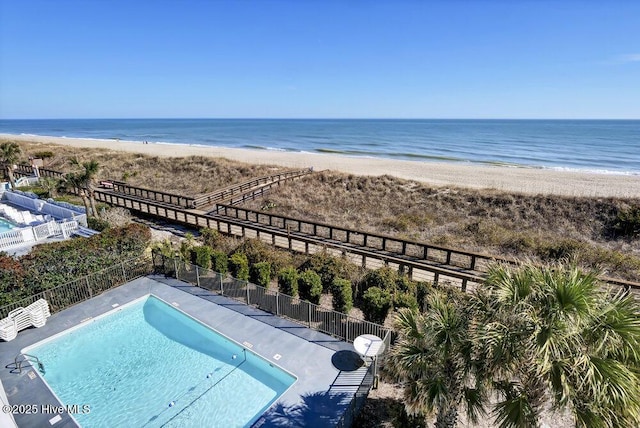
[2,133,639,198]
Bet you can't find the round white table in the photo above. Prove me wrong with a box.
[353,334,385,359]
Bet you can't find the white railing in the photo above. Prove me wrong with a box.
[15,176,39,187]
[59,220,79,238]
[0,229,26,249]
[0,219,81,251]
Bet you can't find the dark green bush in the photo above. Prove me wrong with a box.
[394,292,419,311]
[17,224,151,296]
[301,251,342,291]
[87,217,110,231]
[211,250,228,274]
[612,207,640,238]
[331,278,353,313]
[361,286,392,324]
[360,267,398,295]
[251,261,272,288]
[416,281,433,311]
[191,246,214,270]
[298,269,322,304]
[200,228,220,248]
[538,239,585,261]
[229,252,249,280]
[277,266,299,296]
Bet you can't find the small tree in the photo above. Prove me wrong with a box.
[302,251,342,291]
[278,267,299,296]
[251,261,271,288]
[331,278,353,313]
[200,227,220,247]
[612,206,640,238]
[299,269,322,304]
[211,250,228,274]
[360,266,398,294]
[191,246,213,270]
[361,286,392,324]
[229,252,249,280]
[0,142,21,190]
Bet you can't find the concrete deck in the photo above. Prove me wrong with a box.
[0,276,367,427]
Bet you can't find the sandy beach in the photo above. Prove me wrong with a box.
[2,133,639,198]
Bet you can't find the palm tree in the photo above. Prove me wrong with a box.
[68,158,100,217]
[385,290,486,428]
[472,263,640,428]
[0,142,22,190]
[37,176,61,198]
[64,171,91,216]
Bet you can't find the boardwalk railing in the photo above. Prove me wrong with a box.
[192,168,313,208]
[215,204,501,272]
[14,164,637,292]
[153,253,393,346]
[0,257,153,319]
[110,181,196,209]
[14,164,64,179]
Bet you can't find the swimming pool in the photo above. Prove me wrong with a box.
[0,217,15,233]
[24,296,296,427]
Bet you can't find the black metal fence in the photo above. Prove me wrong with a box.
[153,253,392,345]
[153,253,391,427]
[0,257,152,319]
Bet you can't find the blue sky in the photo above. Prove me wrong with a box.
[1,0,639,119]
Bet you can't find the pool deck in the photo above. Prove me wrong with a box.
[0,276,368,427]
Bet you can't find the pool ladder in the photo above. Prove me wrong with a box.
[12,353,45,375]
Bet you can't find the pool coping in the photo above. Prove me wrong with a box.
[0,275,368,427]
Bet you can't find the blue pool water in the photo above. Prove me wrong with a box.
[0,218,15,233]
[25,296,296,427]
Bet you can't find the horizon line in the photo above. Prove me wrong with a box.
[2,117,640,121]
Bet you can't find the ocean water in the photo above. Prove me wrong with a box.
[1,119,639,175]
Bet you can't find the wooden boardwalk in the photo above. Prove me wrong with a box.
[13,165,640,292]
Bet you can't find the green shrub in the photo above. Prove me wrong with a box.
[361,286,392,324]
[360,267,398,295]
[301,252,342,291]
[331,278,353,313]
[299,269,322,304]
[394,292,419,311]
[191,246,214,270]
[538,239,585,261]
[211,250,228,274]
[200,228,219,248]
[612,206,640,238]
[251,261,271,288]
[229,252,249,280]
[33,150,54,160]
[87,217,110,231]
[416,281,433,311]
[278,267,299,296]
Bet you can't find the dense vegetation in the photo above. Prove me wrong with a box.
[0,223,151,306]
[386,263,640,428]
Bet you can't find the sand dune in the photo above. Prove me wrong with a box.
[2,133,638,198]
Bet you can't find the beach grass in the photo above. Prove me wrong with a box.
[4,137,640,281]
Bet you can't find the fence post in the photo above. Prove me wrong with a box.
[220,276,224,295]
[276,292,280,316]
[174,257,179,280]
[246,282,250,305]
[345,318,349,342]
[308,303,312,328]
[121,261,127,281]
[196,266,200,288]
[86,277,93,299]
